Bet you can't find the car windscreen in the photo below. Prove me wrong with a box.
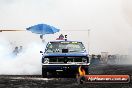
[45,41,85,53]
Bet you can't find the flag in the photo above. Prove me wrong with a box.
[56,34,64,40]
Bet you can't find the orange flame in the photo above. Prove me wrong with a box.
[78,66,86,76]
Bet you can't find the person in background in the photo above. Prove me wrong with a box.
[19,46,23,53]
[13,46,19,56]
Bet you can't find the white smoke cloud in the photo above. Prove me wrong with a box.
[1,0,132,55]
[0,0,132,70]
[0,38,45,75]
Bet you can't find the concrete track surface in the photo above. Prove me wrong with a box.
[0,64,132,88]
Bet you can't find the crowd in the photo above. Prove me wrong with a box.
[90,54,128,65]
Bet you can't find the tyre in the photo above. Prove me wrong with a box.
[42,69,47,78]
[77,76,86,84]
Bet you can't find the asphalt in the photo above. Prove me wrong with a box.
[0,64,132,88]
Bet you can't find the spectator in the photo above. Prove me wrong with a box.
[13,46,19,56]
[19,46,23,53]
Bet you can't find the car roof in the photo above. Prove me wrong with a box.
[49,40,82,43]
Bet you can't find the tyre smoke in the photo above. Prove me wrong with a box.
[0,38,45,75]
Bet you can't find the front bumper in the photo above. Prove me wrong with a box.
[42,63,89,78]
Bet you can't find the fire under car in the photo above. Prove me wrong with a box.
[40,40,90,78]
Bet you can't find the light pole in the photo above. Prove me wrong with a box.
[88,29,90,54]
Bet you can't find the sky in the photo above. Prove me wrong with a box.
[0,0,132,54]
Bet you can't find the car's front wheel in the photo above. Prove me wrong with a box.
[42,69,48,78]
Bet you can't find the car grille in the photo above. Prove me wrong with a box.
[47,57,88,63]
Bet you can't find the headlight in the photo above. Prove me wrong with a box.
[44,58,49,64]
[82,58,87,63]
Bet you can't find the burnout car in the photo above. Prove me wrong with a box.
[40,40,90,78]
